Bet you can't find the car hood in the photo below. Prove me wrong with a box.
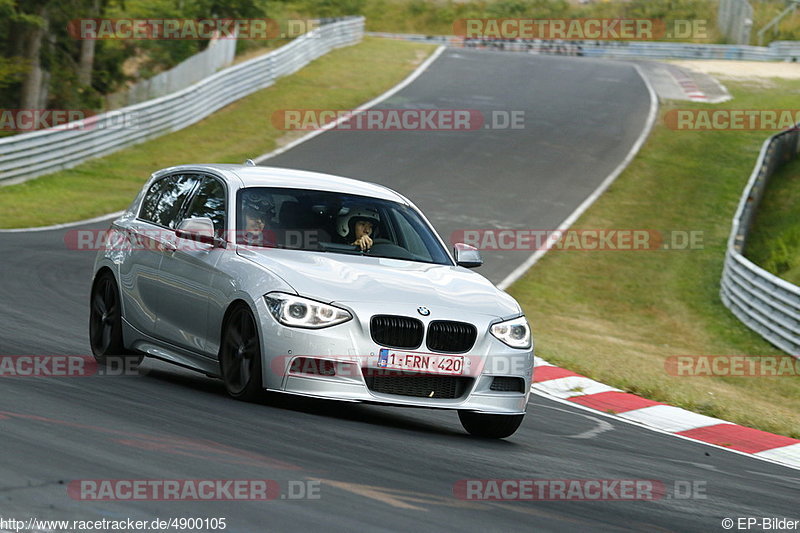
[237,247,521,318]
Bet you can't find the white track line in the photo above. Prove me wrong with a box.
[0,211,125,233]
[6,46,793,470]
[497,63,659,290]
[517,64,799,472]
[530,389,800,472]
[706,75,733,104]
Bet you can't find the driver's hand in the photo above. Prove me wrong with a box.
[352,234,373,251]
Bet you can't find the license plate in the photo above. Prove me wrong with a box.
[377,348,464,375]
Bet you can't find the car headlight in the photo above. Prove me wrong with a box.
[265,293,352,329]
[490,316,532,349]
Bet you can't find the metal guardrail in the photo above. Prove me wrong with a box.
[0,17,365,185]
[367,32,800,61]
[108,34,238,108]
[368,32,800,356]
[721,128,800,357]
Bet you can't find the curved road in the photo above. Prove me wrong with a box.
[0,49,797,532]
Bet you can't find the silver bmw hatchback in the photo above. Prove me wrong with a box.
[91,164,534,438]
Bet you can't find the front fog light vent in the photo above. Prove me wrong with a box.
[490,376,525,392]
[290,357,336,376]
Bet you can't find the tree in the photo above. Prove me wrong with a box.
[78,0,101,86]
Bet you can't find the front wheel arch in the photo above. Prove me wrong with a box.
[89,268,141,366]
[218,300,265,401]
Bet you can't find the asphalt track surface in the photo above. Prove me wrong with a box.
[0,49,797,532]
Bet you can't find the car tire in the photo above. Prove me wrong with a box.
[219,304,264,402]
[89,271,142,369]
[458,411,524,439]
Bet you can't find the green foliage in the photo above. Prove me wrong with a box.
[764,233,797,274]
[194,0,265,18]
[90,39,130,95]
[283,0,720,38]
[296,0,366,18]
[0,37,434,228]
[0,57,28,90]
[751,0,800,44]
[592,0,712,20]
[2,0,797,122]
[0,0,275,113]
[506,81,800,437]
[746,158,800,285]
[485,0,569,18]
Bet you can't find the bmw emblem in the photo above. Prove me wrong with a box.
[417,306,430,316]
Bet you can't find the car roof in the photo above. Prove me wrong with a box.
[156,164,408,204]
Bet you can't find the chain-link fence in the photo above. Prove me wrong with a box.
[718,0,754,44]
[107,37,238,109]
[366,32,800,61]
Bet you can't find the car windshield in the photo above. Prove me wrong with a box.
[236,187,452,265]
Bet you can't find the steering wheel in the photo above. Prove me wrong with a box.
[366,241,415,260]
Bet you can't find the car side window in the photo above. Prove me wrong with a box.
[139,177,172,224]
[139,174,199,228]
[182,176,226,238]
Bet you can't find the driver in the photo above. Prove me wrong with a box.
[336,208,380,251]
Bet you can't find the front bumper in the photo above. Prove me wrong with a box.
[255,298,533,415]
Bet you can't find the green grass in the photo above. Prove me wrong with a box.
[282,0,800,45]
[507,80,800,438]
[746,158,800,285]
[353,0,722,42]
[0,37,435,228]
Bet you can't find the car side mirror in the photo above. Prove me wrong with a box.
[454,243,482,268]
[176,217,225,248]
